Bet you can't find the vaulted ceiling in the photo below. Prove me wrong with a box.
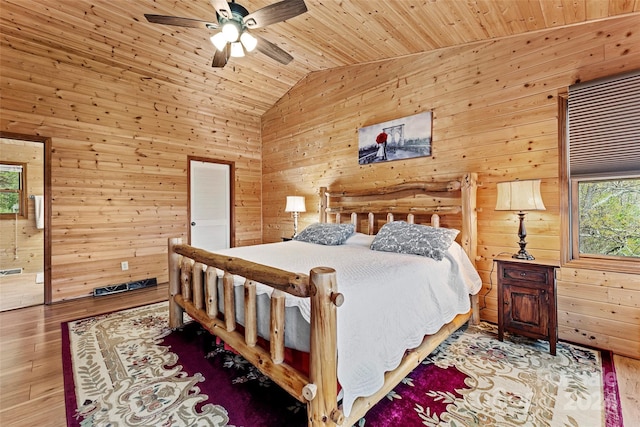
[1,0,638,115]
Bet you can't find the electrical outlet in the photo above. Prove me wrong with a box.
[121,261,129,271]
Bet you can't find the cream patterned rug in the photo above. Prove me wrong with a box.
[62,302,622,426]
[63,303,230,426]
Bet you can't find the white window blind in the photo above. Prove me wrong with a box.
[568,70,640,175]
[0,164,23,173]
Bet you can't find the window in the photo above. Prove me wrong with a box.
[0,162,27,218]
[573,177,640,258]
[561,70,640,273]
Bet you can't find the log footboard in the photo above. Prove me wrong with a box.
[168,238,477,426]
[169,238,344,425]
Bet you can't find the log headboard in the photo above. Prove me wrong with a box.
[319,172,478,268]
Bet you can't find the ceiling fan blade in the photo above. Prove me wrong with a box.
[212,45,229,68]
[243,0,307,29]
[144,14,218,29]
[210,0,232,20]
[254,35,293,65]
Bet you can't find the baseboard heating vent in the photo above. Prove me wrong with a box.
[0,268,23,276]
[93,277,157,297]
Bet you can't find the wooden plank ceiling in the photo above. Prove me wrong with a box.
[1,0,638,116]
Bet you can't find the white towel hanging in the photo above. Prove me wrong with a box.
[34,195,44,230]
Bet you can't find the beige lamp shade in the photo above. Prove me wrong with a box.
[495,179,546,211]
[285,196,306,213]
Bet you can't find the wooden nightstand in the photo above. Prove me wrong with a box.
[495,256,559,355]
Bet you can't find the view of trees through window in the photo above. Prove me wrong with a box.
[0,165,23,214]
[578,178,640,258]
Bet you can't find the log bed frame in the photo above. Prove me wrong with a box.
[167,173,479,426]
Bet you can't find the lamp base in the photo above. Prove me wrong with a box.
[513,211,535,260]
[292,211,300,239]
[512,250,535,260]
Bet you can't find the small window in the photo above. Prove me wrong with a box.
[561,70,640,273]
[572,176,640,260]
[0,162,27,218]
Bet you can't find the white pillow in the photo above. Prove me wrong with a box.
[345,232,375,247]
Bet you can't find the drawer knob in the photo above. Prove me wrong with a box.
[520,272,527,277]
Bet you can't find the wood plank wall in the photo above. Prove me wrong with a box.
[261,15,640,358]
[1,37,263,301]
[0,138,44,274]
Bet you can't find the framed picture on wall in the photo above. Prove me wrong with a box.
[357,111,433,164]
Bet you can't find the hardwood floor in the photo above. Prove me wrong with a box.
[616,354,640,425]
[0,283,638,426]
[0,273,44,312]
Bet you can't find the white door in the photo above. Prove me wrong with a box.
[189,160,231,251]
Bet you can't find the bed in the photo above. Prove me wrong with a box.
[167,173,481,426]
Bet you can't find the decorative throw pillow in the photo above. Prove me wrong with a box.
[294,223,356,245]
[370,221,459,260]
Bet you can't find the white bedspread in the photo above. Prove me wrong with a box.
[214,238,481,417]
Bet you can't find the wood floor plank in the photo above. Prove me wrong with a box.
[1,391,66,427]
[0,381,31,409]
[614,354,640,425]
[0,273,44,312]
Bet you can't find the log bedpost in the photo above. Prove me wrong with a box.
[223,272,236,332]
[307,266,342,426]
[270,290,286,364]
[193,262,204,310]
[244,280,257,347]
[367,212,375,235]
[461,173,480,325]
[180,258,193,302]
[168,237,184,329]
[431,213,440,228]
[205,266,218,318]
[319,187,328,223]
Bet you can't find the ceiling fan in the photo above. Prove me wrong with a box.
[145,0,307,68]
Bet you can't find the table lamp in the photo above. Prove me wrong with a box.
[495,179,546,260]
[285,196,306,238]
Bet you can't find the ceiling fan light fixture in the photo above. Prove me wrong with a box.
[210,32,228,51]
[221,21,241,42]
[146,0,308,68]
[240,32,257,52]
[230,41,245,58]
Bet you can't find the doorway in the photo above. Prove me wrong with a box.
[188,157,234,251]
[0,132,51,311]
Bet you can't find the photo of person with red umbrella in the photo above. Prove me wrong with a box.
[375,131,388,160]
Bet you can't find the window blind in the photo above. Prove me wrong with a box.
[568,70,640,175]
[0,164,23,173]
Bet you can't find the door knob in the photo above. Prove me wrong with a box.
[191,222,196,226]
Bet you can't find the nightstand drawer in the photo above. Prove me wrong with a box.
[501,265,549,284]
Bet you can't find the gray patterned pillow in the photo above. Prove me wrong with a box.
[370,221,459,260]
[294,223,355,245]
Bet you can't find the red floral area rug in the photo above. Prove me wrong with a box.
[62,303,623,426]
